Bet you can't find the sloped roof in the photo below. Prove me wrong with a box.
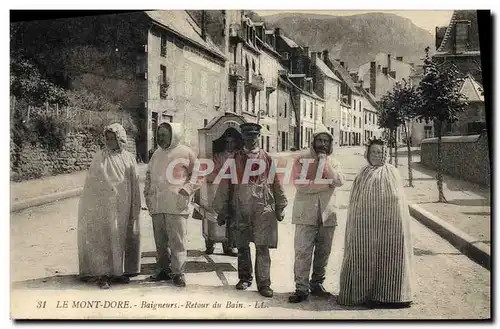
[315,58,342,83]
[327,59,360,95]
[436,10,480,54]
[145,10,226,60]
[281,35,300,48]
[358,86,379,109]
[460,75,484,102]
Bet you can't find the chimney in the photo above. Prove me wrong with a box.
[201,10,207,40]
[275,27,281,36]
[322,49,329,61]
[350,73,358,82]
[370,61,376,96]
[317,52,322,60]
[340,61,345,68]
[387,54,391,72]
[396,56,403,61]
[311,52,317,65]
[304,47,310,57]
[389,71,396,79]
[382,67,388,75]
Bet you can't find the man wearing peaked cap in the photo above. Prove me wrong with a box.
[213,120,288,298]
[239,122,262,135]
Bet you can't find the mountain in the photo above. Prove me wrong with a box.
[251,12,434,69]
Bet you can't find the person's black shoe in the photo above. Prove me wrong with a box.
[371,301,413,309]
[235,280,252,290]
[223,248,238,257]
[259,287,274,298]
[149,270,172,282]
[310,283,329,296]
[97,277,110,289]
[288,291,309,303]
[111,276,130,284]
[173,274,186,287]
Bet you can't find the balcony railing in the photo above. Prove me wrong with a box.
[229,63,246,80]
[266,77,278,92]
[246,72,265,91]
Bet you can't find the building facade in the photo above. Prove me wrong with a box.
[311,52,342,147]
[277,76,296,151]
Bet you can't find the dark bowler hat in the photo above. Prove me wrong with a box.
[240,122,262,135]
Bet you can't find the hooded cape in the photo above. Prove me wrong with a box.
[144,122,202,215]
[291,127,345,227]
[78,123,141,277]
[337,142,414,305]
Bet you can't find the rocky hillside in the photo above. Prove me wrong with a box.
[251,12,434,69]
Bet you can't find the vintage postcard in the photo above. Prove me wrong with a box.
[9,9,491,320]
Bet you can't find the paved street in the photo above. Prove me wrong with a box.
[10,147,490,319]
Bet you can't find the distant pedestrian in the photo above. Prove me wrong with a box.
[78,123,142,289]
[337,137,414,308]
[144,122,203,287]
[288,128,345,303]
[213,122,288,298]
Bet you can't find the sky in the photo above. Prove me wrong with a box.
[254,10,454,36]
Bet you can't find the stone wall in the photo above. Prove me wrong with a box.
[11,133,137,182]
[420,133,490,186]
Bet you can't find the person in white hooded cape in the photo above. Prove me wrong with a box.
[337,137,414,308]
[77,123,141,289]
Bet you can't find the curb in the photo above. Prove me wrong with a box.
[11,188,83,213]
[11,177,147,213]
[409,204,490,271]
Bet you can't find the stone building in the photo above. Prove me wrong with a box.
[311,52,343,147]
[11,11,229,161]
[434,10,485,136]
[434,10,482,84]
[322,52,363,146]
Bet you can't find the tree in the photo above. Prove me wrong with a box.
[388,80,421,186]
[10,51,69,107]
[378,90,404,168]
[418,47,468,202]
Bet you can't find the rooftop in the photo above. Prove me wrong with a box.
[436,10,480,54]
[314,57,342,83]
[145,10,226,60]
[460,74,484,102]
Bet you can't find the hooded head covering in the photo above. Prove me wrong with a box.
[364,137,389,166]
[104,123,127,151]
[156,122,184,150]
[310,126,334,156]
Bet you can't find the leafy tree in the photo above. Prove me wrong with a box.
[10,51,69,107]
[418,47,468,202]
[378,90,404,167]
[387,80,421,186]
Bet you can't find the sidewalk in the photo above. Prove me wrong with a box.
[396,153,491,245]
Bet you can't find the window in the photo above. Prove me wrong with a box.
[354,100,356,111]
[161,33,167,57]
[284,102,287,118]
[160,65,167,99]
[359,120,361,128]
[184,64,192,97]
[310,102,313,118]
[245,89,250,112]
[303,100,306,117]
[252,92,256,113]
[200,71,208,101]
[359,101,362,111]
[204,119,208,127]
[365,113,367,125]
